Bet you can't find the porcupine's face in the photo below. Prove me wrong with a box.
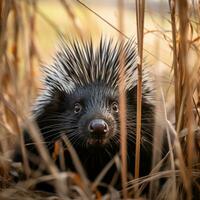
[36,82,139,150]
[50,83,121,148]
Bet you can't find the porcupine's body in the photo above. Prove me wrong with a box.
[14,38,156,192]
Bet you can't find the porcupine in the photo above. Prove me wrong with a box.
[13,37,156,193]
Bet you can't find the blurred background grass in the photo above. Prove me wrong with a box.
[4,0,174,107]
[6,0,174,99]
[12,0,172,63]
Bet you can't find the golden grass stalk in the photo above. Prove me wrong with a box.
[26,0,37,97]
[161,88,177,199]
[117,0,128,198]
[135,0,145,182]
[169,0,179,129]
[174,1,194,199]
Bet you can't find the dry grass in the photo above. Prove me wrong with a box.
[0,0,199,199]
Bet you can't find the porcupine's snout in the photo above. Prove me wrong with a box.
[80,108,116,146]
[86,117,113,145]
[88,119,109,137]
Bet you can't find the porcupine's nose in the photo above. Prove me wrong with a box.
[88,119,109,135]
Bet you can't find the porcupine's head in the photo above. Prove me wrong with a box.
[33,37,155,152]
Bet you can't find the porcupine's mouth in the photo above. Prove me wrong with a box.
[86,137,108,146]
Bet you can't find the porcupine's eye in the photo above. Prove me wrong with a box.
[111,102,119,113]
[74,103,82,114]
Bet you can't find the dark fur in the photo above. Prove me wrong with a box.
[13,38,156,193]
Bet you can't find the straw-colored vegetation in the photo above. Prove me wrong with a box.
[0,0,199,199]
